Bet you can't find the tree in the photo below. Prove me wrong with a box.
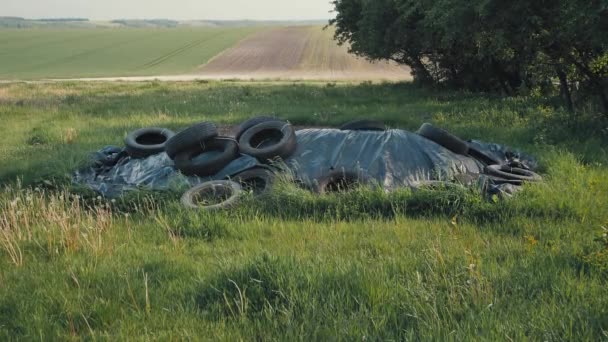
[331,0,608,114]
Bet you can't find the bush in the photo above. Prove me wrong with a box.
[331,0,608,115]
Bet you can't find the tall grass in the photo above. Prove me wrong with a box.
[0,185,113,266]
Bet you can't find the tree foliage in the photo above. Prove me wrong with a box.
[331,0,608,113]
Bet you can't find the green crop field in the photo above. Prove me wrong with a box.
[0,81,607,339]
[0,28,260,79]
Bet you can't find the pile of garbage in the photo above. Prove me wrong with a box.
[75,117,541,210]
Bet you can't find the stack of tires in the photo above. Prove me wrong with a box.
[124,117,297,210]
[166,122,236,177]
[415,123,542,185]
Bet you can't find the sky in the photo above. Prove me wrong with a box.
[1,0,335,21]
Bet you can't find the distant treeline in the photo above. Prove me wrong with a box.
[0,17,89,22]
[110,19,179,28]
[0,17,328,29]
[0,17,91,28]
[35,18,89,22]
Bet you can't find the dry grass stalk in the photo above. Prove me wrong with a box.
[0,186,113,266]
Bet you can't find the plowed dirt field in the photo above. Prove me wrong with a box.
[197,26,412,81]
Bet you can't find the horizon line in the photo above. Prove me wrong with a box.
[0,16,334,22]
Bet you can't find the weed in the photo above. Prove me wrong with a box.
[63,127,78,144]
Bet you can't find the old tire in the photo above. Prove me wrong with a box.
[484,164,542,182]
[174,137,239,177]
[231,168,275,196]
[417,123,469,156]
[125,127,175,159]
[340,119,386,131]
[238,121,297,162]
[165,122,218,160]
[314,170,370,194]
[483,175,524,186]
[233,116,281,141]
[181,180,242,211]
[468,145,504,166]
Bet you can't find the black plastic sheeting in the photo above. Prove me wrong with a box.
[74,128,537,198]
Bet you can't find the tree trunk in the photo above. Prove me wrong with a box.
[499,80,511,96]
[491,58,519,95]
[599,89,608,117]
[555,67,574,113]
[408,56,434,85]
[565,55,608,114]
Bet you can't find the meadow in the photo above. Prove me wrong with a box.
[0,81,607,340]
[0,28,259,79]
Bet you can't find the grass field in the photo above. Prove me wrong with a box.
[0,28,260,79]
[0,26,411,81]
[0,81,607,339]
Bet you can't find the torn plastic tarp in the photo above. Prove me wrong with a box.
[74,128,537,198]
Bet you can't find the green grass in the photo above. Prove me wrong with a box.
[0,28,260,79]
[0,81,607,340]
